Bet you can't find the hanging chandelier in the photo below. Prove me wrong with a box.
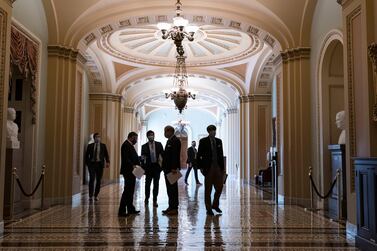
[157,0,198,113]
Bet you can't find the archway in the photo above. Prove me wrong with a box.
[318,35,345,217]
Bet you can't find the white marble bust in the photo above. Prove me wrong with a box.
[6,108,20,149]
[335,110,346,145]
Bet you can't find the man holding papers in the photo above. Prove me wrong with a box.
[118,132,140,217]
[197,125,225,216]
[161,125,181,216]
[141,130,164,207]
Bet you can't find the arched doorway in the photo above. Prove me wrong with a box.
[318,34,345,217]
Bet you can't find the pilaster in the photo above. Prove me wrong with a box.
[279,47,311,205]
[89,93,122,182]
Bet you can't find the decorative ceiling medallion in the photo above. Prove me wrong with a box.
[99,25,262,67]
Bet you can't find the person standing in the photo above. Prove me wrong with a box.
[85,133,110,202]
[118,132,140,217]
[141,130,164,207]
[162,125,181,216]
[197,125,225,216]
[184,141,201,185]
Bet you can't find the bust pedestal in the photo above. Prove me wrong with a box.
[3,148,22,219]
[328,144,347,220]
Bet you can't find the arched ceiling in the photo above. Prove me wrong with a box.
[41,0,318,120]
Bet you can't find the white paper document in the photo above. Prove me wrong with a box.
[166,171,182,185]
[132,165,145,179]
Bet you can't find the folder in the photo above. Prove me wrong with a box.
[132,165,145,179]
[166,171,182,184]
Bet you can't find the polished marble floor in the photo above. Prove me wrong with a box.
[0,171,358,250]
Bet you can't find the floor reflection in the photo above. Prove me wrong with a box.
[0,170,358,250]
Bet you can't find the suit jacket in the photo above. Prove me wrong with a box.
[197,137,224,175]
[120,140,140,176]
[85,143,110,166]
[186,146,197,166]
[162,135,181,173]
[141,141,164,173]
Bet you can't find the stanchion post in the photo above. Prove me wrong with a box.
[336,169,341,221]
[309,166,314,210]
[41,165,46,210]
[9,167,17,221]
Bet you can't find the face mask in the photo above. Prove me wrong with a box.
[131,138,137,145]
[148,136,154,141]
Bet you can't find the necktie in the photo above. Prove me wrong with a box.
[150,143,156,163]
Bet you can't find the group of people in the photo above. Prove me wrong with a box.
[85,124,226,217]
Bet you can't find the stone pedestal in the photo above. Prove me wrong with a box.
[328,144,347,220]
[3,149,22,219]
[354,158,377,251]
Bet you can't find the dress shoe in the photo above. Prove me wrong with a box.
[162,208,171,215]
[153,201,158,207]
[196,182,202,185]
[184,181,189,185]
[94,197,99,202]
[206,210,214,216]
[128,210,140,215]
[212,207,222,213]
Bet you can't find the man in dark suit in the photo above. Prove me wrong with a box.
[85,133,110,201]
[184,141,201,185]
[141,130,164,207]
[197,125,225,216]
[118,132,140,217]
[162,125,181,216]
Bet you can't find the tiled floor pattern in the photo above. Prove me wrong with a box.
[0,172,358,250]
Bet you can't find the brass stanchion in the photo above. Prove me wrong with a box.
[41,165,46,210]
[336,169,342,222]
[9,167,17,221]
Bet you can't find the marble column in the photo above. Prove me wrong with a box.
[88,93,122,183]
[279,47,312,205]
[0,0,13,233]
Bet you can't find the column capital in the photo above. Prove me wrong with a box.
[336,0,352,7]
[227,107,238,114]
[123,106,134,114]
[89,93,122,102]
[368,42,377,71]
[239,94,272,103]
[280,47,310,63]
[6,0,16,6]
[48,45,79,61]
